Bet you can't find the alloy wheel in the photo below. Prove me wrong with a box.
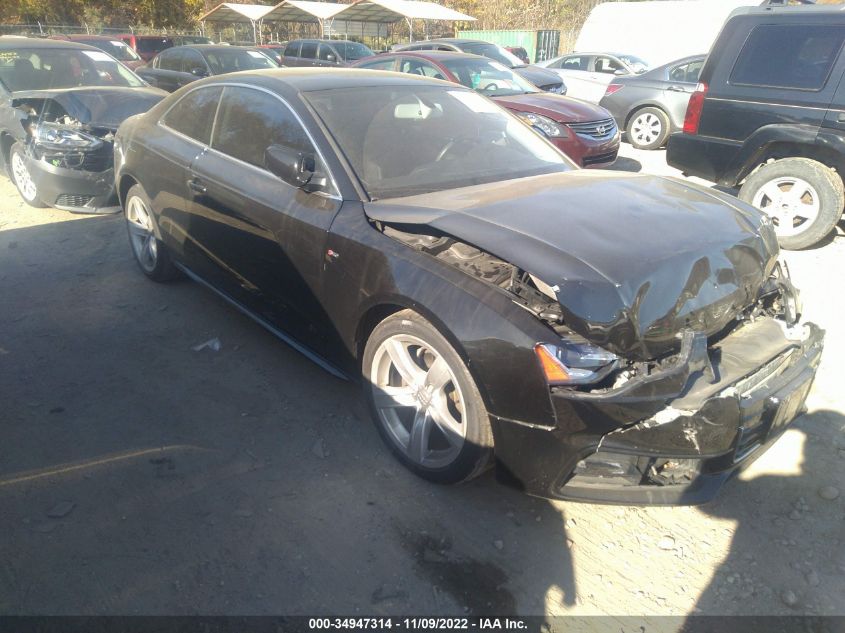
[751,176,821,238]
[11,151,38,202]
[369,334,467,469]
[126,195,158,272]
[631,112,662,145]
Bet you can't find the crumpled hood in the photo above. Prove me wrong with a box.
[12,86,166,129]
[493,92,610,123]
[366,170,779,361]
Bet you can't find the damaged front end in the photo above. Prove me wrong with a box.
[9,88,163,213]
[376,212,823,505]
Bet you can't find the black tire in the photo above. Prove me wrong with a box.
[124,184,180,282]
[362,309,493,484]
[8,143,47,208]
[739,158,844,250]
[626,107,670,150]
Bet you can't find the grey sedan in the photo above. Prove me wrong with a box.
[599,55,705,150]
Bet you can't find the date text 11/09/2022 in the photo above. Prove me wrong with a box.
[308,618,528,630]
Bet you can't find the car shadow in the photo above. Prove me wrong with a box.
[689,411,845,618]
[607,156,642,173]
[0,213,578,616]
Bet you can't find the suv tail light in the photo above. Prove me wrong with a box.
[683,82,708,135]
[604,83,623,97]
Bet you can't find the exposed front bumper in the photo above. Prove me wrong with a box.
[491,318,824,505]
[24,150,120,214]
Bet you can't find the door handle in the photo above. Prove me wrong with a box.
[667,85,687,92]
[187,179,207,195]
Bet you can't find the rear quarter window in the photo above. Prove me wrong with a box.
[730,24,845,91]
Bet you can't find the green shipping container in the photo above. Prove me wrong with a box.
[456,29,560,64]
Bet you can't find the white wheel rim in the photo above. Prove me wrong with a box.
[751,176,821,238]
[126,195,158,272]
[631,112,662,145]
[11,151,38,202]
[370,334,466,469]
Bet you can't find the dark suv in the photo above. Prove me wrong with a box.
[667,3,845,249]
[282,39,374,67]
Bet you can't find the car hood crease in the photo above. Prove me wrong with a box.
[365,171,778,360]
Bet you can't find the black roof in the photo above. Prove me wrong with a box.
[173,44,265,53]
[287,39,363,45]
[192,66,459,92]
[0,37,101,52]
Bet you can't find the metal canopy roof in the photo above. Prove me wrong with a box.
[334,0,476,24]
[199,3,275,22]
[262,1,349,22]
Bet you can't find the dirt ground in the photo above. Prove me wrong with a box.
[0,144,843,620]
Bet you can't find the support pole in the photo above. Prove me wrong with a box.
[406,17,413,42]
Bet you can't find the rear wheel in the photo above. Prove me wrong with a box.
[125,184,179,282]
[739,158,844,250]
[362,310,493,484]
[626,107,670,150]
[9,143,47,208]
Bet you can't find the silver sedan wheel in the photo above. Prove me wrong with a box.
[11,150,38,202]
[630,111,662,146]
[126,194,158,273]
[751,176,821,238]
[369,334,467,469]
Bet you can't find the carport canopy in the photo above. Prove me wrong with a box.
[334,0,476,24]
[198,3,277,23]
[262,1,350,23]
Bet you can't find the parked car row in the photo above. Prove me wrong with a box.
[0,26,825,505]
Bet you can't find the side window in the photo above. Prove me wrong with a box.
[357,58,395,71]
[212,87,315,171]
[159,49,183,71]
[594,56,622,74]
[731,24,845,90]
[161,86,222,144]
[180,49,206,73]
[669,60,703,84]
[559,56,586,71]
[284,41,301,57]
[318,44,337,62]
[300,42,318,59]
[399,58,445,80]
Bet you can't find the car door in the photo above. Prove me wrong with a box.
[180,48,211,87]
[147,48,184,92]
[317,43,340,67]
[282,41,301,66]
[583,55,623,103]
[662,58,704,131]
[146,85,223,264]
[547,55,593,100]
[297,41,319,68]
[187,85,342,351]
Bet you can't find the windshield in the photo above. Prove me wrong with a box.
[203,49,277,73]
[0,47,146,91]
[441,58,536,96]
[305,85,572,200]
[331,41,374,61]
[459,42,524,67]
[84,39,142,63]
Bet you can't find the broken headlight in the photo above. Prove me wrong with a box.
[535,340,618,385]
[32,123,103,152]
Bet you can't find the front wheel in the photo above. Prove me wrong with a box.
[626,107,670,150]
[739,158,844,250]
[9,143,47,208]
[362,310,493,484]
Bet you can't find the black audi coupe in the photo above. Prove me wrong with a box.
[114,69,824,505]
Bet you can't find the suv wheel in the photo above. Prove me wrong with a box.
[739,158,844,250]
[626,107,670,150]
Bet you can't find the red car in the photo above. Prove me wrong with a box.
[115,34,174,62]
[353,51,619,168]
[48,34,146,70]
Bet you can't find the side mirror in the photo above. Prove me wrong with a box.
[190,67,208,77]
[326,54,336,62]
[613,68,626,76]
[264,144,327,193]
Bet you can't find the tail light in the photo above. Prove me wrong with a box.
[683,82,708,135]
[604,83,623,97]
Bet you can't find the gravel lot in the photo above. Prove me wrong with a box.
[0,143,843,618]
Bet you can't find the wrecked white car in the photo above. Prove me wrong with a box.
[0,38,164,212]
